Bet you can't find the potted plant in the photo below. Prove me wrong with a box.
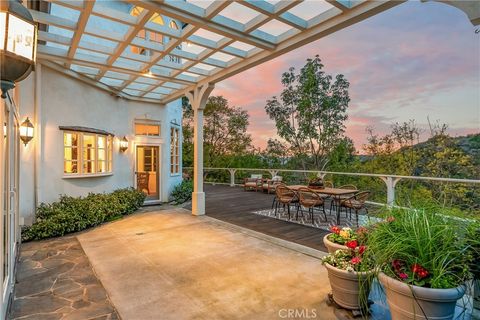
[308,177,325,189]
[322,243,374,311]
[366,208,472,320]
[323,226,369,254]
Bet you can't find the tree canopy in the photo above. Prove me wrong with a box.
[265,55,350,170]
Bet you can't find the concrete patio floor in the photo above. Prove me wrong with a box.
[76,208,341,320]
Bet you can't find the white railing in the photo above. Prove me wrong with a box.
[183,167,480,207]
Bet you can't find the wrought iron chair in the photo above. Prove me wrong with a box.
[296,187,327,224]
[340,191,371,226]
[274,184,298,220]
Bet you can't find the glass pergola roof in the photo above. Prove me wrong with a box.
[29,0,421,104]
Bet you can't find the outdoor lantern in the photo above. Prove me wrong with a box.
[0,0,37,98]
[19,117,33,145]
[119,136,128,152]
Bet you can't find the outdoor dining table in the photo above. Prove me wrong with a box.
[288,185,358,225]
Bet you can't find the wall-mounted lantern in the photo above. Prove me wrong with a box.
[119,136,128,152]
[0,0,38,98]
[19,117,33,145]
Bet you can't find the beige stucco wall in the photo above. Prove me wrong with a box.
[18,65,182,225]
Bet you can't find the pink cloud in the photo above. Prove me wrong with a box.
[209,1,479,151]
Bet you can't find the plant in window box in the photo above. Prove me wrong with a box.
[366,208,473,320]
[323,226,369,254]
[322,243,374,311]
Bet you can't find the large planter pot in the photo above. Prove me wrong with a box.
[323,233,348,254]
[324,263,372,310]
[378,272,466,320]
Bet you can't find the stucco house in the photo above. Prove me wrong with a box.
[18,2,184,225]
[1,2,183,314]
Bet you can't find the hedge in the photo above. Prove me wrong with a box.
[22,188,146,241]
[170,180,193,204]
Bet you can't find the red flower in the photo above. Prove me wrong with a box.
[346,240,358,249]
[386,216,395,223]
[399,273,408,280]
[417,270,429,279]
[358,246,366,255]
[351,257,362,265]
[392,259,404,271]
[411,263,429,279]
[411,263,422,273]
[330,226,341,234]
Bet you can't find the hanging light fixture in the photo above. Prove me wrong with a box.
[119,136,128,152]
[0,0,38,98]
[19,117,33,145]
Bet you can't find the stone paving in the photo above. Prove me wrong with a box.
[10,236,119,320]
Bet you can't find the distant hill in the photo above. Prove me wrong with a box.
[414,133,480,164]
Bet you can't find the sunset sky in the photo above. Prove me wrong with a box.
[211,1,480,152]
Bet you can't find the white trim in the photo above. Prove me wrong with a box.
[62,172,114,179]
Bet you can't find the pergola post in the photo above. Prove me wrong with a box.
[186,84,214,216]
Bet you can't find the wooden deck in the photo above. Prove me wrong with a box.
[189,184,330,252]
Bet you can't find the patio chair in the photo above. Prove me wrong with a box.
[136,172,150,194]
[243,174,263,191]
[296,187,327,224]
[263,175,283,194]
[274,184,298,220]
[340,191,370,226]
[330,184,358,213]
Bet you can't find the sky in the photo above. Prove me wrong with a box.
[211,1,480,152]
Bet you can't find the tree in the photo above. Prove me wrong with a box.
[265,55,350,170]
[182,96,252,167]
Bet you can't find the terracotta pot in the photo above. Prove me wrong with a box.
[324,263,372,310]
[378,272,465,320]
[323,233,348,254]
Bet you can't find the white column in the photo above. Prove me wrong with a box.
[380,176,402,207]
[185,84,214,216]
[228,169,237,187]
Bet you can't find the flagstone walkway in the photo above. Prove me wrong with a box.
[10,236,119,320]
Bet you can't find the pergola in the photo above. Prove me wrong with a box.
[32,0,479,215]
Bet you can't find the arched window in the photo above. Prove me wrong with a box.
[130,7,165,55]
[169,21,179,30]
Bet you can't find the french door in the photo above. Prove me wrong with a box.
[1,93,19,318]
[135,145,160,201]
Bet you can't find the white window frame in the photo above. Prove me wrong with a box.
[170,126,180,176]
[63,131,113,178]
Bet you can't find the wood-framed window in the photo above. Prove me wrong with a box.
[134,120,161,137]
[64,131,113,176]
[170,126,180,175]
[130,7,164,55]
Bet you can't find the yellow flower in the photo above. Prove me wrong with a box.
[339,230,350,238]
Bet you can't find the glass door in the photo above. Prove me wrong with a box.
[2,100,10,307]
[135,146,160,201]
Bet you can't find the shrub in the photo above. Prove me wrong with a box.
[22,188,146,242]
[365,207,473,289]
[170,180,193,204]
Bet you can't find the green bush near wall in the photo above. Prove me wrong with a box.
[170,180,193,204]
[22,188,146,242]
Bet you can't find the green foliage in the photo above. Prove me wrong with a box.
[170,180,193,204]
[265,55,350,170]
[183,96,252,167]
[22,188,146,242]
[365,207,473,289]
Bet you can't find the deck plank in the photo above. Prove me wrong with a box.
[187,185,329,252]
